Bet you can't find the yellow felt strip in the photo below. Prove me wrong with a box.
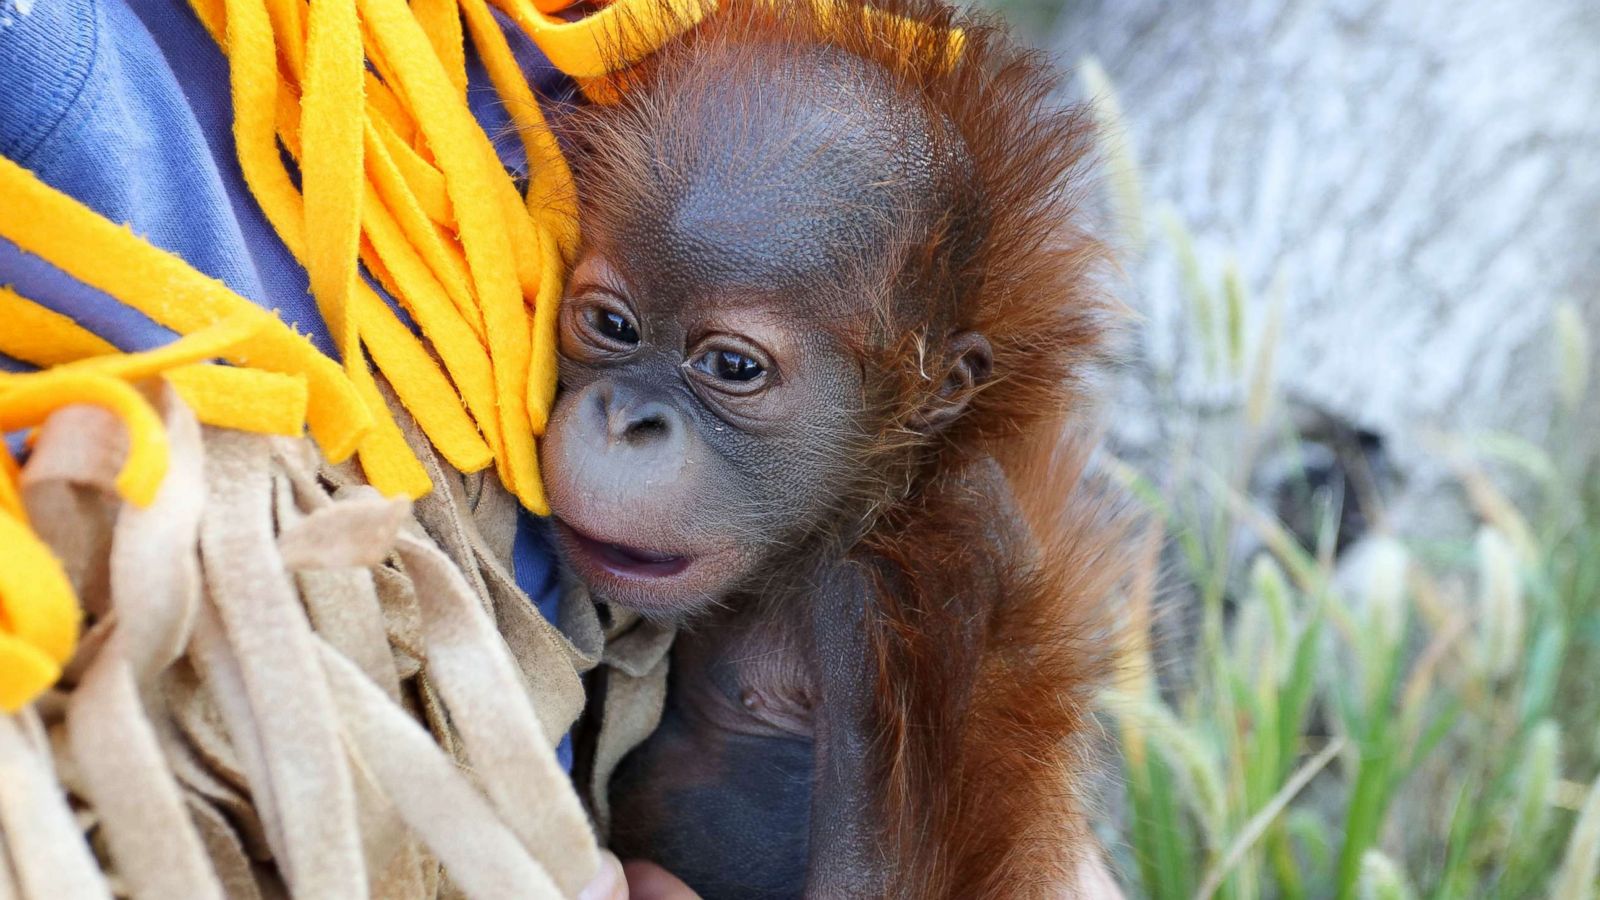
[256,33,487,456]
[301,0,365,366]
[459,0,578,258]
[430,220,480,310]
[359,184,503,460]
[492,151,549,312]
[0,156,369,462]
[353,284,494,473]
[450,8,568,442]
[364,122,483,337]
[491,0,712,80]
[372,116,454,225]
[0,509,80,668]
[0,373,167,507]
[0,285,119,364]
[268,85,466,327]
[430,107,549,348]
[413,0,468,97]
[0,289,308,438]
[436,45,559,318]
[0,630,61,713]
[164,366,310,436]
[0,446,22,519]
[359,0,539,503]
[366,71,419,144]
[347,345,434,497]
[190,0,226,43]
[53,315,265,382]
[264,0,309,79]
[257,85,488,469]
[0,287,254,379]
[526,228,562,437]
[245,46,492,483]
[212,0,488,485]
[395,23,549,308]
[280,81,491,480]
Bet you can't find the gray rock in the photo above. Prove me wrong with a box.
[1047,0,1600,535]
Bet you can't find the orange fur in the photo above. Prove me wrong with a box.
[576,2,1129,894]
[873,430,1129,897]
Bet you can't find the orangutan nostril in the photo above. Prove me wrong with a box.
[623,412,669,444]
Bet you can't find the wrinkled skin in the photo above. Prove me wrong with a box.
[541,249,871,618]
[540,44,959,621]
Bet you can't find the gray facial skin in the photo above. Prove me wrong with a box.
[540,45,952,622]
[541,248,870,618]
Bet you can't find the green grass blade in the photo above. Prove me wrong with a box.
[1553,771,1600,900]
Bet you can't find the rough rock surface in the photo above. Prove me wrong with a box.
[1048,0,1600,533]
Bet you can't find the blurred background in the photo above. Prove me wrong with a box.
[967,1,1600,897]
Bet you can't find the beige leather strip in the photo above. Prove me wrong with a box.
[0,825,20,900]
[0,712,112,900]
[297,568,403,702]
[157,680,272,858]
[395,532,600,895]
[346,718,426,897]
[67,659,224,899]
[397,404,494,607]
[5,389,630,898]
[198,433,367,896]
[315,640,563,899]
[186,599,290,869]
[585,654,669,839]
[107,385,205,679]
[277,491,410,570]
[19,406,122,612]
[468,533,587,746]
[186,792,267,900]
[24,390,219,899]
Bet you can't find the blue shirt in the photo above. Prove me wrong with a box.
[0,0,574,766]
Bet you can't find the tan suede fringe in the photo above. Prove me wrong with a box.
[0,387,672,899]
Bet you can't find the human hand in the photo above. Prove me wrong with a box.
[577,851,701,900]
[578,848,1118,898]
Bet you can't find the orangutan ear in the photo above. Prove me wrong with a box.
[915,331,993,432]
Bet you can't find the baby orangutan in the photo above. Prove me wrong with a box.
[539,2,1126,896]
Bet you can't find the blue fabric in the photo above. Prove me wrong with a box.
[0,0,577,765]
[512,514,574,770]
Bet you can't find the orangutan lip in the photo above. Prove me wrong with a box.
[555,521,691,579]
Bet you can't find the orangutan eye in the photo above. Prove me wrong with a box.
[593,308,639,345]
[695,349,764,383]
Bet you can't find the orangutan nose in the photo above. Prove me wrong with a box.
[589,381,681,452]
